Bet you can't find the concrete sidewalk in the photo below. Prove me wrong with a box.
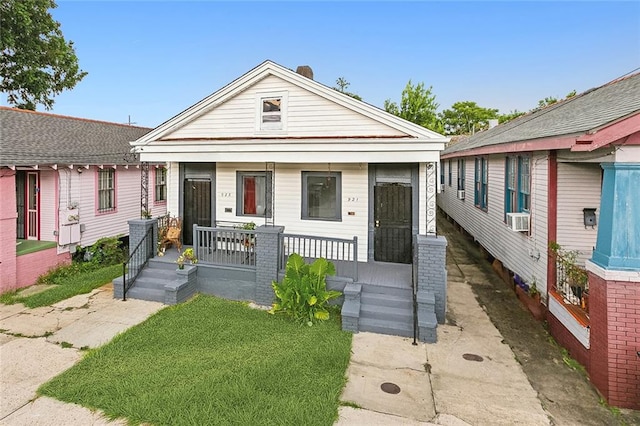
[336,260,551,425]
[1,261,551,425]
[0,285,163,424]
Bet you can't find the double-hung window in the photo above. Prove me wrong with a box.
[457,159,465,190]
[505,155,531,214]
[448,159,452,186]
[98,168,115,212]
[474,157,488,210]
[302,171,341,221]
[440,162,445,186]
[155,167,167,203]
[237,171,272,217]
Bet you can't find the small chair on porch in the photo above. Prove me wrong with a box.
[161,217,183,251]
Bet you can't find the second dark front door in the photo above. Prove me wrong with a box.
[374,184,412,264]
[183,178,211,245]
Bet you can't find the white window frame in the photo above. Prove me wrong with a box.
[255,91,288,133]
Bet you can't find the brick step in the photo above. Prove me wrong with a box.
[360,292,412,310]
[360,304,413,323]
[358,317,414,338]
[138,268,174,281]
[147,258,178,271]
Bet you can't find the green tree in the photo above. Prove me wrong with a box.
[499,109,526,124]
[333,77,362,101]
[440,101,498,135]
[0,0,87,110]
[384,80,443,133]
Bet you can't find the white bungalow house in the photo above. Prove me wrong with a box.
[437,72,640,410]
[126,60,449,341]
[0,107,167,294]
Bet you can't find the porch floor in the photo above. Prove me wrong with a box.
[153,249,411,289]
[357,261,412,289]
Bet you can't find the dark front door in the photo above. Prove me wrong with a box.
[374,184,412,264]
[183,178,211,245]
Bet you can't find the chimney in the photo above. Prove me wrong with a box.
[488,119,499,129]
[295,65,314,80]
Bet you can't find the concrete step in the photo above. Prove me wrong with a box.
[125,286,165,303]
[147,258,178,271]
[360,292,412,310]
[361,284,412,299]
[132,275,174,290]
[138,268,172,280]
[360,304,413,323]
[358,317,414,338]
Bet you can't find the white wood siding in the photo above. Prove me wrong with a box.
[167,162,180,216]
[164,75,406,140]
[419,163,427,234]
[556,162,601,264]
[437,153,549,293]
[214,163,369,261]
[39,170,56,243]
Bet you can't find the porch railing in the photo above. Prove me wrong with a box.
[193,225,256,268]
[122,225,155,301]
[555,252,589,312]
[279,233,358,281]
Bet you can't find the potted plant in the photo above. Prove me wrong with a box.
[176,248,198,270]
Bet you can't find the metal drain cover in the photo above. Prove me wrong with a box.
[462,353,484,362]
[380,382,401,394]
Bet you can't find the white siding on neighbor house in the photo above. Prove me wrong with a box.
[438,152,549,294]
[556,162,601,265]
[56,166,166,250]
[39,169,57,243]
[163,75,407,140]
[214,163,369,261]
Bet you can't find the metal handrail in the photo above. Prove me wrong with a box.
[122,226,154,301]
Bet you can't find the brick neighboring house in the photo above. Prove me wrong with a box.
[438,72,640,409]
[0,107,166,293]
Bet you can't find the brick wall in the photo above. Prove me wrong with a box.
[16,248,71,288]
[416,235,447,324]
[254,225,284,306]
[588,272,640,410]
[547,313,591,371]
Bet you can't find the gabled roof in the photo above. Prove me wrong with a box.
[443,71,640,157]
[132,60,447,147]
[0,107,152,166]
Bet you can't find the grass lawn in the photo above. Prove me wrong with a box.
[39,295,352,425]
[0,264,122,308]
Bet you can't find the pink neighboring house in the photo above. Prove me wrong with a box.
[0,107,167,293]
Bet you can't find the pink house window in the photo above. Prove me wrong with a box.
[97,168,116,212]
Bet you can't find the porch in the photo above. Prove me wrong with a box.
[115,219,444,342]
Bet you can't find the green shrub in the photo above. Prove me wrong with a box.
[270,253,341,325]
[86,236,126,266]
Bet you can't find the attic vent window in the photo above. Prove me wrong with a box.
[262,98,281,124]
[256,92,287,132]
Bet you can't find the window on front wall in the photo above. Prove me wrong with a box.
[237,171,272,217]
[505,155,531,215]
[302,171,341,221]
[155,167,167,202]
[457,159,465,190]
[474,157,488,210]
[98,168,115,212]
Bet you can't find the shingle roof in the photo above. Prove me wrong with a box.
[0,107,152,166]
[443,72,640,155]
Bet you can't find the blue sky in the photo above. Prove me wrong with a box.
[9,1,640,128]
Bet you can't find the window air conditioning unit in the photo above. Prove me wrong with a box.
[457,190,465,200]
[506,212,530,232]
